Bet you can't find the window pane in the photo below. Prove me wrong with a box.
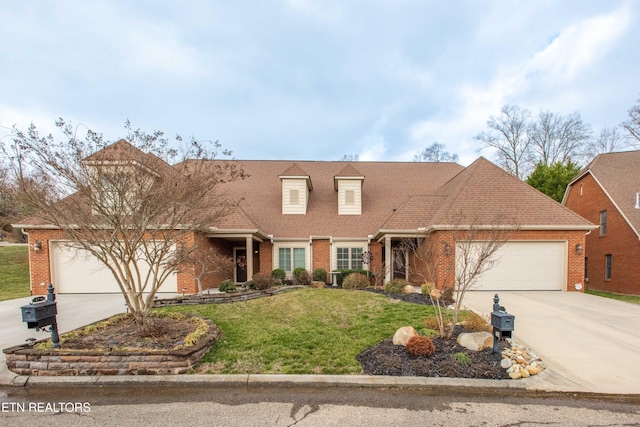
[293,248,305,269]
[600,210,607,235]
[605,254,612,280]
[279,248,291,272]
[351,247,363,270]
[337,248,349,270]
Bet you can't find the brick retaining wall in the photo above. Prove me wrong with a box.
[3,319,219,376]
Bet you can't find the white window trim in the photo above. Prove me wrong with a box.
[332,241,368,271]
[273,241,310,275]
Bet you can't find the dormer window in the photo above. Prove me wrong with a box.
[334,164,364,215]
[279,163,313,215]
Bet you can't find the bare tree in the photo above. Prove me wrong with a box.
[622,96,640,148]
[528,111,591,165]
[583,126,627,162]
[339,154,360,162]
[176,246,234,294]
[405,214,517,339]
[413,142,459,162]
[475,105,532,179]
[4,119,246,328]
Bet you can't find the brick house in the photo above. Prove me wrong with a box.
[563,150,640,295]
[17,140,594,295]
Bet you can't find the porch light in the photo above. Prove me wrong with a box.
[31,240,42,252]
[442,242,451,256]
[575,243,583,255]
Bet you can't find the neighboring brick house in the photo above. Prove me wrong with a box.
[563,150,640,295]
[17,140,595,295]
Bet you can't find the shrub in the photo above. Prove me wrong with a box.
[406,335,436,357]
[293,269,312,286]
[342,272,371,290]
[252,272,274,290]
[421,282,435,295]
[313,268,327,283]
[463,312,492,332]
[242,280,255,290]
[271,269,286,284]
[331,269,372,286]
[441,287,454,303]
[384,279,410,294]
[218,279,236,293]
[452,352,471,364]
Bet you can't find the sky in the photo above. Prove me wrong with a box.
[1,0,638,166]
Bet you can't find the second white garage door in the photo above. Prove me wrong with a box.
[50,242,177,294]
[459,241,566,291]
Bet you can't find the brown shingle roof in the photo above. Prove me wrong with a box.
[576,150,640,235]
[428,157,594,228]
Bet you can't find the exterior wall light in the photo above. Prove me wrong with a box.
[31,240,42,252]
[575,243,583,255]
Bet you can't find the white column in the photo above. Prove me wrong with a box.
[384,237,391,283]
[246,236,254,281]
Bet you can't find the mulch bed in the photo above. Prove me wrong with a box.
[354,288,510,379]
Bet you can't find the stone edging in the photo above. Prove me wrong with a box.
[153,285,305,307]
[3,318,219,376]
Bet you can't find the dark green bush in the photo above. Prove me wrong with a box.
[313,268,327,283]
[271,269,286,284]
[342,272,370,290]
[218,279,236,293]
[253,272,274,290]
[384,279,410,294]
[242,280,255,290]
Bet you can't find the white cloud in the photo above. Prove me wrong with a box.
[359,134,387,161]
[527,5,631,81]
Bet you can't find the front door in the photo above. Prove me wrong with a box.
[235,248,247,283]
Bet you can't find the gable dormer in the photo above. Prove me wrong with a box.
[334,164,364,215]
[279,164,313,215]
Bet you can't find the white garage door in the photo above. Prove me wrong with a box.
[459,241,566,291]
[51,242,177,294]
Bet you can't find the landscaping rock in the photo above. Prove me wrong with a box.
[310,281,325,289]
[402,285,416,294]
[456,332,493,351]
[430,288,442,300]
[392,326,419,346]
[500,339,545,380]
[500,358,512,369]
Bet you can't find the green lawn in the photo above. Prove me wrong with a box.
[161,288,439,375]
[586,289,640,305]
[0,245,31,301]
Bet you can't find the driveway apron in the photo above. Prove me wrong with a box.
[463,291,640,394]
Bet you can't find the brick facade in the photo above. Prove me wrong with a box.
[564,174,640,295]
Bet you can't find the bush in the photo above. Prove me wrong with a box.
[242,280,255,290]
[218,279,236,293]
[463,312,491,333]
[293,269,312,286]
[253,272,274,290]
[441,287,454,303]
[271,269,286,284]
[406,335,436,357]
[333,269,372,286]
[421,283,435,295]
[313,268,327,283]
[342,272,371,290]
[384,279,410,294]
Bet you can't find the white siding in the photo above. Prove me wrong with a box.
[337,180,362,215]
[282,179,308,214]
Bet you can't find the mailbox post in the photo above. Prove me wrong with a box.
[20,284,60,348]
[490,293,515,356]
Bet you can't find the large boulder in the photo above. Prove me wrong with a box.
[402,285,416,294]
[456,332,493,351]
[392,326,419,346]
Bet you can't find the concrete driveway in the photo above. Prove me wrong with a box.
[463,291,640,394]
[0,293,128,382]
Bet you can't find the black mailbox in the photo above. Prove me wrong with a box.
[21,300,57,329]
[491,310,515,332]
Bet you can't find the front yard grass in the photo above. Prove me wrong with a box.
[0,246,31,301]
[160,288,436,375]
[586,289,640,305]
